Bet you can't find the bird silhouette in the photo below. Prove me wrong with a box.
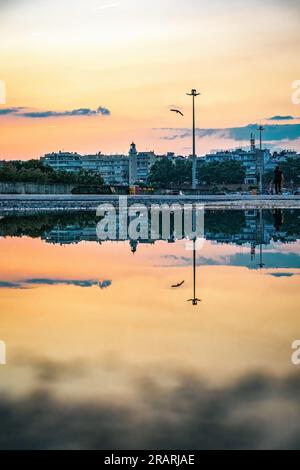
[170,109,184,117]
[171,280,185,288]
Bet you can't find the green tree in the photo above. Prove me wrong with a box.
[0,161,104,186]
[148,158,192,188]
[148,158,175,188]
[197,160,245,185]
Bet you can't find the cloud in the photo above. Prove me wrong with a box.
[19,106,111,118]
[159,123,300,143]
[0,280,25,289]
[23,357,87,383]
[160,252,300,270]
[0,107,23,116]
[0,278,112,289]
[0,106,110,119]
[267,272,298,277]
[268,116,296,121]
[0,372,300,449]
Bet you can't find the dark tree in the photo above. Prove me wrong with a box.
[197,160,246,185]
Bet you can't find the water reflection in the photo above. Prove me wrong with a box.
[187,239,201,305]
[1,209,299,303]
[0,209,300,449]
[1,208,298,249]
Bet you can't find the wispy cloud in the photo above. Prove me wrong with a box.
[267,115,298,121]
[0,278,112,289]
[158,123,300,143]
[159,252,300,270]
[0,106,110,118]
[267,272,299,277]
[0,280,27,289]
[0,107,23,116]
[20,106,111,118]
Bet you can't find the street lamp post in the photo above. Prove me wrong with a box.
[187,89,200,190]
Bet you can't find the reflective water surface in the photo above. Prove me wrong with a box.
[0,209,300,449]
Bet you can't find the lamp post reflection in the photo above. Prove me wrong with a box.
[257,209,265,270]
[187,238,201,306]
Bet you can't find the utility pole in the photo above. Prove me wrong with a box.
[257,124,265,195]
[187,89,200,190]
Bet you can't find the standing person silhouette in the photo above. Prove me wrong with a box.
[273,166,283,195]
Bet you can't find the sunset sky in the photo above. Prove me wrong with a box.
[0,0,300,159]
[1,234,300,400]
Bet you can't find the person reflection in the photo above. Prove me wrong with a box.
[273,209,283,232]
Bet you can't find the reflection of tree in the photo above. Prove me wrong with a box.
[204,210,245,235]
[1,210,300,243]
[0,212,98,238]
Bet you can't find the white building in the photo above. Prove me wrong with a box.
[41,151,82,173]
[81,153,128,184]
[200,139,272,185]
[41,143,156,185]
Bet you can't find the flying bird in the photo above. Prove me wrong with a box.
[170,109,184,117]
[171,280,185,288]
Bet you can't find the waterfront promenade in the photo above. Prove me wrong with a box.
[0,194,300,214]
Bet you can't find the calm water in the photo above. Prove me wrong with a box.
[0,209,300,449]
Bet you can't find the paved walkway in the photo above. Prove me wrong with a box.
[0,194,300,213]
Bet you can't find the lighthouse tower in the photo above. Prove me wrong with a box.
[129,142,137,185]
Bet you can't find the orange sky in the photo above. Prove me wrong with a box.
[0,0,300,159]
[0,235,300,401]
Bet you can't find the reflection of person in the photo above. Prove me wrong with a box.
[273,209,283,231]
[273,166,283,194]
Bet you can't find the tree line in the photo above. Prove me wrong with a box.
[1,157,298,189]
[0,160,104,186]
[148,158,246,188]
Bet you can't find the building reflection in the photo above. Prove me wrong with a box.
[0,208,299,306]
[39,209,296,254]
[36,208,300,303]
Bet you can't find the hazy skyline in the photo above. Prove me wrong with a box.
[1,0,300,158]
